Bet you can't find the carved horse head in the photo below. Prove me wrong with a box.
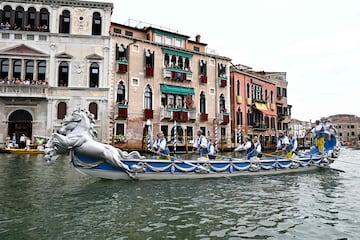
[58,109,97,138]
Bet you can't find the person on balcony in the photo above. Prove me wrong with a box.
[153,132,170,160]
[192,129,209,158]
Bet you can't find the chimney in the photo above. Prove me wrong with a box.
[195,34,201,42]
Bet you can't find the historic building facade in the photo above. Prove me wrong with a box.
[109,21,232,151]
[230,64,279,149]
[0,0,113,144]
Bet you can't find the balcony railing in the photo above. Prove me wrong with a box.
[0,84,48,98]
[218,112,230,124]
[251,123,267,131]
[200,113,208,122]
[163,68,193,81]
[200,75,207,84]
[144,109,153,119]
[117,104,128,119]
[160,107,195,122]
[117,60,128,73]
[145,66,154,77]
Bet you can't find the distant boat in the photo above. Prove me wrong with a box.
[4,147,44,154]
[45,108,343,181]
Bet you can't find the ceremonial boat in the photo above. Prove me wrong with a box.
[45,109,341,181]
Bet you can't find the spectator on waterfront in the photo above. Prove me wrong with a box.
[234,135,253,154]
[11,133,17,148]
[19,134,26,149]
[276,131,293,159]
[207,138,217,156]
[308,120,325,154]
[247,136,262,160]
[152,131,170,160]
[25,136,31,151]
[192,129,209,158]
[288,133,298,155]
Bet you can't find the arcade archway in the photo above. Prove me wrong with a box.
[8,110,33,142]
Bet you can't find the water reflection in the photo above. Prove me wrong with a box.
[0,149,360,239]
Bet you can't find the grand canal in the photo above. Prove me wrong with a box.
[0,148,359,239]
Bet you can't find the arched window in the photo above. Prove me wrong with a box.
[265,89,268,102]
[59,10,70,33]
[58,62,69,87]
[89,102,98,120]
[116,81,125,103]
[176,96,183,108]
[13,60,21,79]
[246,83,250,98]
[15,6,24,29]
[236,80,240,96]
[200,91,206,113]
[219,94,225,113]
[144,84,152,109]
[39,8,49,31]
[57,102,67,120]
[38,61,46,81]
[89,63,99,88]
[0,60,9,79]
[270,91,274,103]
[164,54,170,67]
[25,61,34,80]
[92,12,101,35]
[27,7,36,29]
[2,6,12,25]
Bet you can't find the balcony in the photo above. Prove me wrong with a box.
[145,66,154,77]
[251,123,267,131]
[117,104,128,119]
[247,98,252,105]
[160,107,194,122]
[117,60,128,73]
[200,113,208,122]
[270,103,275,110]
[218,112,230,125]
[220,79,227,87]
[278,114,285,121]
[0,84,48,98]
[163,68,193,81]
[236,96,242,104]
[200,75,207,84]
[144,109,153,119]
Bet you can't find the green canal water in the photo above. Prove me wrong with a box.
[0,148,359,239]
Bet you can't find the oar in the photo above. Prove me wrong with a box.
[291,158,345,173]
[150,150,231,180]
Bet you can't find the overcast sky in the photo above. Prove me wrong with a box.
[99,0,360,122]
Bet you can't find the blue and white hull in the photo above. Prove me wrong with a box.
[70,152,334,181]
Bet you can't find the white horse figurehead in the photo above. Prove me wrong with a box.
[45,108,97,164]
[58,108,97,139]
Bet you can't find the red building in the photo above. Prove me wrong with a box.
[230,64,278,150]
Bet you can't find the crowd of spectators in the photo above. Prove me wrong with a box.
[0,22,48,32]
[0,77,48,86]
